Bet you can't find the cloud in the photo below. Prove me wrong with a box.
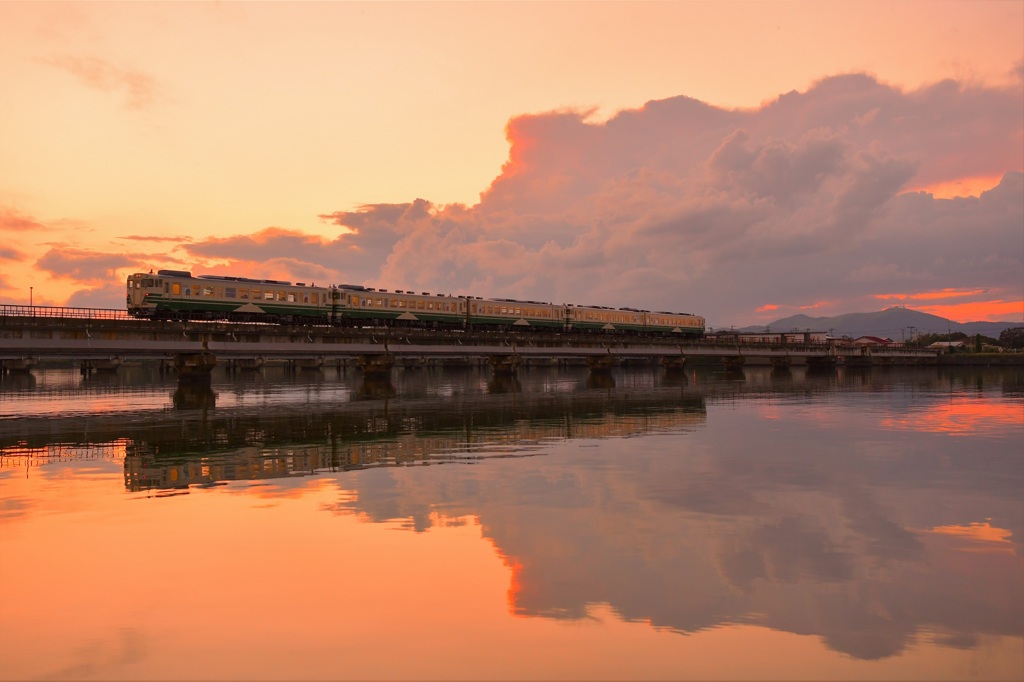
[313,73,1021,326]
[35,248,135,283]
[65,282,128,310]
[0,246,24,260]
[0,208,48,233]
[182,224,418,286]
[119,234,194,243]
[40,54,156,110]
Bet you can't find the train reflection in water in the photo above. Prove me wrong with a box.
[123,383,707,492]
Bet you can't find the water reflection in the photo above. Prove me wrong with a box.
[171,382,217,411]
[1,365,1022,676]
[487,374,521,394]
[356,376,397,400]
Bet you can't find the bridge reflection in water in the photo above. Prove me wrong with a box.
[126,386,707,493]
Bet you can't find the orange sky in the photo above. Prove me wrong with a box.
[0,1,1021,326]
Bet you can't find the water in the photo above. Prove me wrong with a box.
[1,363,1022,681]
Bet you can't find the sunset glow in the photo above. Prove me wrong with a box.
[0,1,1021,328]
[929,521,1015,554]
[916,300,1024,324]
[905,175,1007,199]
[882,399,1024,436]
[873,290,1024,323]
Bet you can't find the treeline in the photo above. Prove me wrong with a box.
[905,327,1024,351]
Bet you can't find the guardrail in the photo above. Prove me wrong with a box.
[0,305,131,320]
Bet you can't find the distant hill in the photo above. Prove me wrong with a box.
[735,307,1023,340]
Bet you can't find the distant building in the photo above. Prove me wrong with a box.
[927,341,966,353]
[852,336,894,346]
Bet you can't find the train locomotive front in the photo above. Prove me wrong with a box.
[127,270,335,323]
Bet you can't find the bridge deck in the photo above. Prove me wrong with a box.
[0,309,937,362]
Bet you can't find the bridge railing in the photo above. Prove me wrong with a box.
[0,305,132,321]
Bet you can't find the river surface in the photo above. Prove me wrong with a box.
[1,362,1022,681]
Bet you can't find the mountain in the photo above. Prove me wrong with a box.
[735,307,1023,341]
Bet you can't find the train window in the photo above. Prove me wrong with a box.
[142,279,154,287]
[287,294,295,302]
[427,302,433,310]
[226,288,236,298]
[171,283,181,295]
[240,289,249,299]
[277,291,286,301]
[202,287,213,296]
[311,293,318,304]
[417,301,424,310]
[398,300,406,308]
[264,291,274,300]
[351,295,359,306]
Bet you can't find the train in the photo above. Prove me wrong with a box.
[126,270,705,336]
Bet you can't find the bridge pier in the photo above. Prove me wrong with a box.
[173,351,217,381]
[488,354,520,376]
[661,355,687,372]
[721,356,745,371]
[356,354,394,378]
[586,354,617,372]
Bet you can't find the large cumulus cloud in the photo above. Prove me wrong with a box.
[319,73,1022,326]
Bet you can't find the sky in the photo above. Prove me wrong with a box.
[1,1,1022,329]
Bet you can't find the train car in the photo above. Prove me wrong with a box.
[127,271,332,323]
[466,297,565,330]
[567,304,704,335]
[644,310,705,336]
[567,305,646,333]
[127,270,705,336]
[335,288,565,331]
[336,285,465,327]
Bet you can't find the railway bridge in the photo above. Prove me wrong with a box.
[0,305,938,379]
